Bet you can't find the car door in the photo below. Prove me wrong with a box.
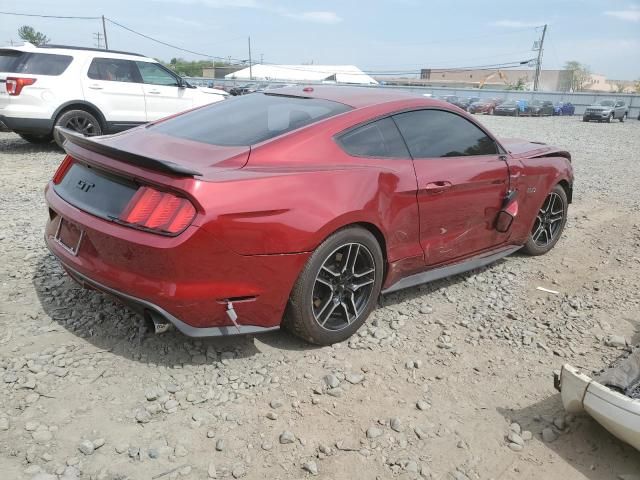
[393,109,510,266]
[135,61,192,120]
[83,57,146,125]
[614,101,626,119]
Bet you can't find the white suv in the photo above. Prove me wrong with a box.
[0,43,228,146]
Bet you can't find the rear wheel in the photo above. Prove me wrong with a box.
[521,185,568,256]
[18,133,53,144]
[285,227,383,345]
[620,113,626,123]
[53,109,102,148]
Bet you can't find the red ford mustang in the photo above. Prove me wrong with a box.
[45,86,573,345]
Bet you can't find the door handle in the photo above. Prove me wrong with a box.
[87,84,103,90]
[148,90,161,94]
[424,181,452,194]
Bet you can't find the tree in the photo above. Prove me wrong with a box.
[563,61,591,92]
[18,25,50,46]
[506,78,527,91]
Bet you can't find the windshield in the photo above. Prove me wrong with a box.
[151,92,352,146]
[599,100,614,107]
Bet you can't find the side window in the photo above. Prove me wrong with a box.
[393,109,498,158]
[338,117,410,158]
[87,58,139,83]
[135,62,179,86]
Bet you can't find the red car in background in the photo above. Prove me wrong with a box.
[468,98,503,115]
[45,87,573,345]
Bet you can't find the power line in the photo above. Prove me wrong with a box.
[0,11,100,20]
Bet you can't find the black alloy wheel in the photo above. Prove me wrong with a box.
[53,109,103,148]
[522,185,568,256]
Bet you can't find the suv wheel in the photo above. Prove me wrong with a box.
[606,112,613,123]
[18,133,53,144]
[620,113,626,123]
[53,110,102,148]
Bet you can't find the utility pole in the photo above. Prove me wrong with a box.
[248,36,253,80]
[533,24,547,91]
[102,15,109,50]
[260,53,264,64]
[93,32,103,49]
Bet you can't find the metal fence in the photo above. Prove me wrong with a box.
[185,77,640,118]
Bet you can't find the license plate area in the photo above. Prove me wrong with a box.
[54,217,84,256]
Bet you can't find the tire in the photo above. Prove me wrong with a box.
[582,117,588,122]
[285,227,384,345]
[521,184,568,256]
[606,113,613,123]
[620,113,626,123]
[515,110,519,117]
[18,133,53,144]
[53,109,103,148]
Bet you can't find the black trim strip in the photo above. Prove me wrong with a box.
[382,245,521,294]
[56,127,203,177]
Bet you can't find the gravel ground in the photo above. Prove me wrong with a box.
[1,116,640,480]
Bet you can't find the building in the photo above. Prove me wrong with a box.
[225,64,378,85]
[202,65,245,79]
[415,68,630,92]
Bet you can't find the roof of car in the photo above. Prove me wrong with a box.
[1,42,154,62]
[270,85,433,108]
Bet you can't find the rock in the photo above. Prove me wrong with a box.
[303,460,319,475]
[318,444,332,455]
[507,432,524,447]
[208,463,217,478]
[508,442,524,452]
[521,430,533,441]
[78,439,95,455]
[416,400,430,411]
[345,373,364,385]
[0,417,9,431]
[323,374,340,389]
[414,426,427,440]
[509,423,521,435]
[145,388,159,401]
[207,430,216,438]
[605,335,627,348]
[266,411,277,420]
[542,427,558,443]
[31,474,57,480]
[215,439,225,451]
[135,409,151,424]
[115,443,128,454]
[164,399,179,412]
[148,448,160,459]
[366,427,383,439]
[179,465,192,476]
[390,417,402,432]
[174,444,188,457]
[261,441,273,451]
[32,429,53,443]
[270,399,284,409]
[553,416,566,430]
[3,372,18,383]
[279,431,296,444]
[231,466,245,478]
[92,438,105,449]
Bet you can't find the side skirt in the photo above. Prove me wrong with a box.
[381,244,521,295]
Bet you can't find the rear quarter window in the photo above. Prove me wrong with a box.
[338,117,410,158]
[0,51,73,75]
[151,93,352,146]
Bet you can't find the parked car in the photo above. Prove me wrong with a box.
[228,83,258,96]
[583,100,628,122]
[527,100,555,116]
[516,99,529,113]
[553,102,575,116]
[494,100,520,116]
[467,98,498,114]
[0,43,228,147]
[46,86,573,345]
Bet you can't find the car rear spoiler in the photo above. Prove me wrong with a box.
[55,127,203,177]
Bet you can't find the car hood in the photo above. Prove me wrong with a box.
[500,138,570,161]
[588,104,612,109]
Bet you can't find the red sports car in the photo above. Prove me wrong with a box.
[45,86,573,345]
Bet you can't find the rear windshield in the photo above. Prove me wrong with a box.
[151,93,352,146]
[0,50,73,75]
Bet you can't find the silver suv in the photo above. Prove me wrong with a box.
[583,100,628,123]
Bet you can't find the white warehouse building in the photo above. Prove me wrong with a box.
[225,64,378,85]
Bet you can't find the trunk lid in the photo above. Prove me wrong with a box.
[59,127,251,179]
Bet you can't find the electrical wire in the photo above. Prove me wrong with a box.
[0,11,101,20]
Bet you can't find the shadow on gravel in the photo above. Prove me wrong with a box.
[498,394,640,479]
[32,254,318,367]
[0,137,62,155]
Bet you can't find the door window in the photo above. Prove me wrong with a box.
[135,62,180,86]
[87,58,140,83]
[337,117,410,158]
[393,109,499,158]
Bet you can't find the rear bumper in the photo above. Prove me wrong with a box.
[44,183,309,334]
[0,115,53,134]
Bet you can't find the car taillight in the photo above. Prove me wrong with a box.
[6,77,36,96]
[119,186,196,235]
[52,155,74,184]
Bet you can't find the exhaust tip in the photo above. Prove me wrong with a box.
[145,310,173,334]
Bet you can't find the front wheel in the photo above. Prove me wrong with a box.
[521,185,568,256]
[53,109,102,148]
[285,227,384,345]
[606,113,613,123]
